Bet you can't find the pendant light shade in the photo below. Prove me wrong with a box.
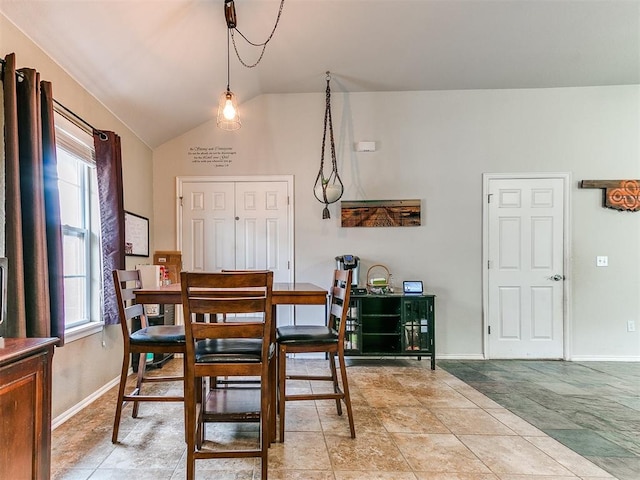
[217,89,241,130]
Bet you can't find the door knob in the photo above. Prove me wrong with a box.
[551,274,564,281]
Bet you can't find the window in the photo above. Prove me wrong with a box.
[55,112,102,331]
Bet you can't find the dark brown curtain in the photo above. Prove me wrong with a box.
[94,131,125,325]
[2,52,65,343]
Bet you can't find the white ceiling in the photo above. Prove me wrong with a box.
[2,0,639,148]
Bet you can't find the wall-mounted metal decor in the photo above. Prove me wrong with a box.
[341,200,421,227]
[580,180,640,212]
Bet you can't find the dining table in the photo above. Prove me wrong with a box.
[133,281,328,310]
[133,280,329,442]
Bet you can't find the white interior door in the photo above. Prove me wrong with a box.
[234,182,290,277]
[181,181,236,272]
[484,175,568,359]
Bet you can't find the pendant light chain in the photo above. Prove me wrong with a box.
[322,74,338,181]
[314,72,344,219]
[230,0,286,68]
[226,28,231,90]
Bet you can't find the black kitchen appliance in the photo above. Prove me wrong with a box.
[335,254,360,287]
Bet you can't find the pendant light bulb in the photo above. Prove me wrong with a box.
[223,93,236,120]
[217,89,241,130]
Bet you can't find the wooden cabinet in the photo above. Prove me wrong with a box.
[0,337,57,480]
[344,294,435,369]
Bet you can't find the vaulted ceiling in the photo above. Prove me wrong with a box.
[2,0,638,148]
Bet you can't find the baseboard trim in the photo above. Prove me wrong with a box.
[435,354,485,360]
[569,355,640,362]
[52,374,121,430]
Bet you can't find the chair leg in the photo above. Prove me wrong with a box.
[185,370,197,480]
[269,350,277,443]
[260,368,270,480]
[111,355,130,443]
[328,353,343,416]
[278,345,287,442]
[337,351,356,438]
[186,450,196,480]
[196,376,204,449]
[132,352,147,418]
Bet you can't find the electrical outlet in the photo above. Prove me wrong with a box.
[628,320,636,332]
[596,256,608,267]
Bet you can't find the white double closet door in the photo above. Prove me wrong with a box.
[177,176,294,324]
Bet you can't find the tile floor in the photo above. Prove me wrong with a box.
[438,360,640,480]
[51,357,626,479]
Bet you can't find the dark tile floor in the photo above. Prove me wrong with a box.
[438,360,640,480]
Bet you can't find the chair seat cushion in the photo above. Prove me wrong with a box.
[130,325,185,345]
[195,338,274,363]
[276,325,338,344]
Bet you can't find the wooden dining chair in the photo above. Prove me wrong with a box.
[276,269,355,442]
[181,270,274,480]
[111,269,186,443]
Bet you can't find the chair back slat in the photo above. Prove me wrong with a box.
[329,302,344,320]
[190,321,265,340]
[124,303,145,323]
[188,297,267,316]
[331,285,348,302]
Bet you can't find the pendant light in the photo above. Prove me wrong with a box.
[217,28,241,130]
[217,0,286,130]
[313,72,344,219]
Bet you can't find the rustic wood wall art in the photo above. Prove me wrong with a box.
[341,200,421,227]
[580,180,640,212]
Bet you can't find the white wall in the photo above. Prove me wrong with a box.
[1,13,155,419]
[154,86,640,360]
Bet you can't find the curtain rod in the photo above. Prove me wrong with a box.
[0,57,108,140]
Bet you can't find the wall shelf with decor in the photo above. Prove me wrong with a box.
[343,293,435,369]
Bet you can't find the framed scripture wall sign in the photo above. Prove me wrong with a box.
[124,211,149,257]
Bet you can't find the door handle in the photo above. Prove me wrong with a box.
[551,274,564,281]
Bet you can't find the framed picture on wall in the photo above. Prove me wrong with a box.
[124,211,149,257]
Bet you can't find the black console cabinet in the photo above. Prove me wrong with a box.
[344,294,435,369]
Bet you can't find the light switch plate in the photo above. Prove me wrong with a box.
[596,256,608,267]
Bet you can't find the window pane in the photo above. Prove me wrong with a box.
[64,276,86,326]
[56,149,80,184]
[63,232,86,276]
[57,150,84,227]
